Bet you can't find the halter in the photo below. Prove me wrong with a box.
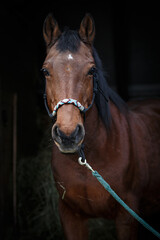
[52,98,85,116]
[43,70,98,119]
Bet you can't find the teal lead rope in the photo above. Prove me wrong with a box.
[93,170,160,239]
[78,157,160,239]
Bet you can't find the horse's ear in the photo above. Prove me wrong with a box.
[43,14,61,48]
[79,13,95,44]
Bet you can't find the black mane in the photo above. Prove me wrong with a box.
[56,29,127,129]
[92,47,127,128]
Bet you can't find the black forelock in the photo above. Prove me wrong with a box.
[56,28,81,52]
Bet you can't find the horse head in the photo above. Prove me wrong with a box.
[42,14,96,153]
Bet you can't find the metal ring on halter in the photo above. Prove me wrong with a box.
[78,156,95,173]
[78,157,86,165]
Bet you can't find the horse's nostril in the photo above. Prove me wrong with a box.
[72,125,80,138]
[55,126,60,137]
[74,124,83,142]
[52,125,62,144]
[53,126,58,137]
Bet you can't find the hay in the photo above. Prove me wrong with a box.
[18,147,64,240]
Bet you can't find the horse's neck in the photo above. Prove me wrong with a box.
[85,102,130,163]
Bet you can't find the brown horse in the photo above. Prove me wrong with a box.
[42,13,160,240]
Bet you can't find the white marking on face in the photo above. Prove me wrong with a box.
[67,54,73,60]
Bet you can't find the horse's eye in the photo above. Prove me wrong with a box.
[88,67,96,76]
[41,68,50,77]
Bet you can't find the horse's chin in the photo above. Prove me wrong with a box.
[54,141,82,154]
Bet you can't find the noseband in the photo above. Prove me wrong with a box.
[43,70,98,119]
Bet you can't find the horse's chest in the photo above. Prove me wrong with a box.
[55,171,117,218]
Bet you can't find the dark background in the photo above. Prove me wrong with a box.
[0,1,160,239]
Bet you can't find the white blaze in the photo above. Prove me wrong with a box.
[67,54,73,60]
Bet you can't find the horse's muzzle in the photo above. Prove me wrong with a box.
[52,124,85,153]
